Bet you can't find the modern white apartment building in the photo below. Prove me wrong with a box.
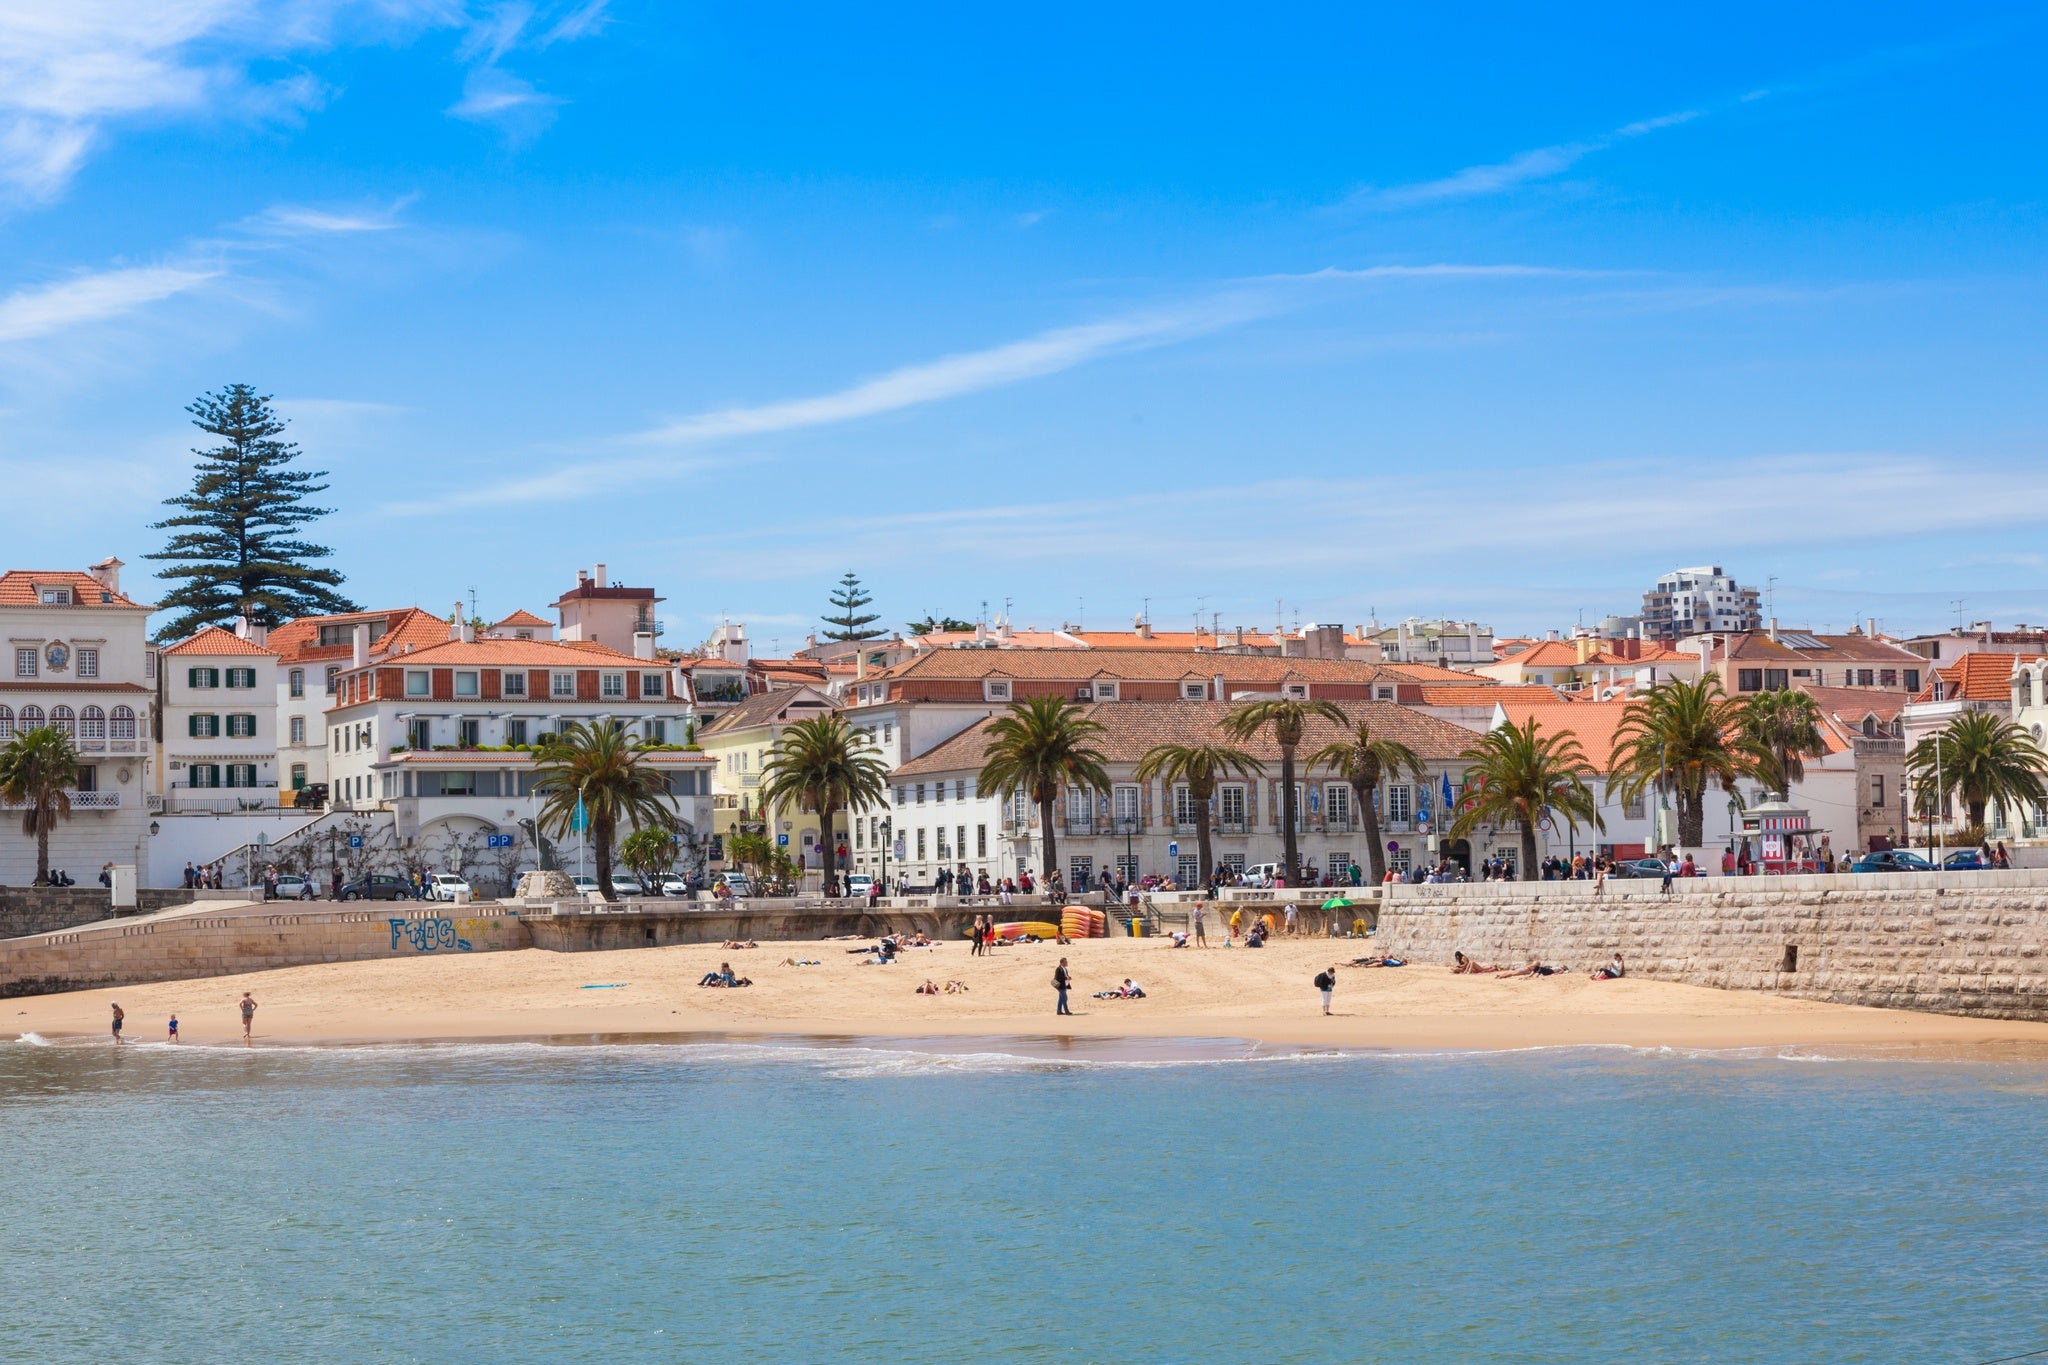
[0,558,155,884]
[1640,566,1761,642]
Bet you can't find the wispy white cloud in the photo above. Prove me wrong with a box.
[241,198,413,235]
[0,264,219,344]
[1350,108,1704,209]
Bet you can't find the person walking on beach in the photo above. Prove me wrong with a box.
[1191,900,1207,946]
[1314,966,1337,1015]
[110,1002,124,1043]
[1053,958,1073,1016]
[239,991,258,1042]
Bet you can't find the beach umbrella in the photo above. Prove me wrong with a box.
[1322,896,1353,910]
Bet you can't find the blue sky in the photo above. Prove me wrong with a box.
[3,2,2046,649]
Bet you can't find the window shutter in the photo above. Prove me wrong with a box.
[188,667,202,688]
[188,714,201,737]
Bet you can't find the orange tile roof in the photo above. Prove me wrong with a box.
[492,609,552,628]
[893,700,1475,777]
[352,637,641,668]
[1723,631,1919,664]
[0,569,144,609]
[1417,683,1558,706]
[1913,653,2043,703]
[916,629,1083,649]
[266,607,456,665]
[162,624,278,657]
[871,646,1385,686]
[1488,699,1636,771]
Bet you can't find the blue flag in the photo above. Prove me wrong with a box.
[571,793,589,833]
[1442,773,1456,808]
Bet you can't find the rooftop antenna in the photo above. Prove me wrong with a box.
[1766,575,1778,618]
[1077,596,1084,633]
[1141,596,1150,625]
[980,598,988,627]
[1951,598,1967,631]
[468,585,478,623]
[1195,593,1210,637]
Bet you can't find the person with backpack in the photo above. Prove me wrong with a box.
[1314,965,1338,1016]
[1053,958,1073,1016]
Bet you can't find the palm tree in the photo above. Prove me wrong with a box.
[1610,677,1748,850]
[758,715,890,895]
[1307,717,1426,886]
[1907,710,2048,832]
[1221,698,1347,884]
[976,695,1110,886]
[724,830,773,881]
[1449,717,1603,880]
[1738,689,1828,798]
[1133,742,1266,886]
[620,826,678,893]
[530,720,675,900]
[0,725,79,886]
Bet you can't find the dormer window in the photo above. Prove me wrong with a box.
[1285,684,1308,699]
[985,679,1012,701]
[1094,681,1120,701]
[1181,682,1207,700]
[40,586,71,605]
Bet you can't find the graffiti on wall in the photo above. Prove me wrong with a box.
[387,917,473,952]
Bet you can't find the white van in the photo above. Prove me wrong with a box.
[1241,863,1280,888]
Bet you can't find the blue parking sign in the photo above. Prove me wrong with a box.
[348,834,363,849]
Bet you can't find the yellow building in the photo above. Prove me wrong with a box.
[698,686,849,876]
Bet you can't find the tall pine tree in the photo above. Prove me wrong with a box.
[148,385,357,640]
[822,572,883,641]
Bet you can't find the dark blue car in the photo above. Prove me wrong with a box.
[1848,849,1934,873]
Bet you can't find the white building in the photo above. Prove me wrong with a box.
[265,606,459,799]
[0,559,156,885]
[321,633,713,877]
[1640,565,1761,642]
[1371,618,1495,668]
[158,623,281,813]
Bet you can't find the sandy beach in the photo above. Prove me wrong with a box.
[12,935,2048,1055]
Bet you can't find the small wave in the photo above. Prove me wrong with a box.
[13,1031,50,1046]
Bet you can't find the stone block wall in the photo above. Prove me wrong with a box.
[1378,874,2048,1021]
[0,887,194,939]
[0,904,531,998]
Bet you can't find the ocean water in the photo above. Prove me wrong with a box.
[4,1037,2048,1364]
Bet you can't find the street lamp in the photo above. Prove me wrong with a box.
[879,815,893,897]
[1119,815,1138,893]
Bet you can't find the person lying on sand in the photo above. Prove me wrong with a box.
[1452,951,1503,974]
[779,957,821,966]
[698,962,752,988]
[1497,959,1566,978]
[720,939,758,950]
[915,979,941,995]
[1349,956,1405,967]
[943,980,968,993]
[1093,979,1147,1000]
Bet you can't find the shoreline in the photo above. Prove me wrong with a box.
[11,938,2048,1059]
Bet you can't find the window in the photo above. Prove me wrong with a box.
[1067,787,1093,822]
[187,667,219,688]
[1284,683,1307,699]
[1376,686,1396,700]
[1387,784,1414,822]
[227,714,257,738]
[1173,783,1199,828]
[601,673,625,699]
[291,763,307,790]
[645,718,666,744]
[407,718,431,750]
[459,719,480,748]
[226,667,256,689]
[77,649,98,679]
[284,716,303,745]
[915,783,927,804]
[507,719,529,747]
[189,763,221,788]
[401,670,428,698]
[1182,681,1207,700]
[497,670,526,698]
[1070,856,1093,888]
[956,780,968,801]
[933,781,945,804]
[1624,792,1646,821]
[1113,784,1141,828]
[1905,670,1921,693]
[916,828,927,860]
[552,672,576,698]
[0,705,13,740]
[44,706,74,737]
[109,706,135,741]
[1737,669,1763,692]
[188,714,221,738]
[15,647,37,678]
[1879,669,1897,688]
[1326,784,1351,827]
[985,679,1012,701]
[1218,784,1248,828]
[1222,853,1247,875]
[977,824,987,857]
[146,652,156,681]
[1856,669,1875,687]
[324,666,340,695]
[1095,681,1119,701]
[641,673,663,698]
[78,706,105,740]
[289,668,304,698]
[882,723,893,745]
[225,763,258,788]
[456,671,480,698]
[895,786,907,806]
[1765,669,1789,690]
[1328,851,1353,879]
[1872,775,1887,809]
[1177,853,1200,887]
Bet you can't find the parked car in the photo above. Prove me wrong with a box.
[1942,849,1992,871]
[427,873,472,901]
[1242,863,1280,888]
[844,873,875,898]
[608,874,645,897]
[340,874,413,901]
[1609,858,1670,879]
[659,875,693,897]
[1849,849,1935,873]
[569,875,601,896]
[715,873,753,898]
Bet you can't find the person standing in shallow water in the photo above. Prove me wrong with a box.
[110,1002,124,1042]
[239,991,258,1043]
[1053,958,1073,1016]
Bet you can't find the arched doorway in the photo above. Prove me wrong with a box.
[1445,838,1472,876]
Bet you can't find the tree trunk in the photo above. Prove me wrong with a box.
[36,813,50,884]
[1679,775,1705,848]
[1968,798,1987,828]
[1520,822,1539,880]
[819,799,838,895]
[1193,778,1215,885]
[1037,791,1058,887]
[1358,780,1386,884]
[595,815,616,900]
[1278,745,1300,883]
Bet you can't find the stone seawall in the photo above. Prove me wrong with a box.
[1378,873,2048,1021]
[0,905,531,998]
[1,887,194,939]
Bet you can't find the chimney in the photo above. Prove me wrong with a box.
[1212,673,1225,700]
[1135,615,1152,640]
[88,556,122,595]
[633,631,655,661]
[351,622,369,669]
[1870,617,1881,640]
[594,562,607,587]
[1575,637,1595,665]
[577,568,588,584]
[451,603,466,642]
[1768,618,1780,643]
[1546,629,1561,642]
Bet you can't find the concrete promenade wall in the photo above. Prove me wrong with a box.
[0,904,531,998]
[1378,870,2048,1022]
[1,887,194,939]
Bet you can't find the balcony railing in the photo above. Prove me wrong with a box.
[1218,820,1248,836]
[2,789,120,810]
[1066,817,1095,835]
[1323,817,1355,833]
[1174,821,1200,835]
